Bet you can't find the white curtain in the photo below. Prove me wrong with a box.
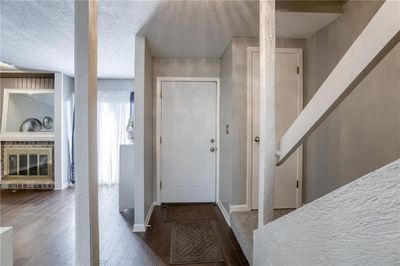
[97,90,130,185]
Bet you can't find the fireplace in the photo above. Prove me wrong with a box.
[1,141,54,189]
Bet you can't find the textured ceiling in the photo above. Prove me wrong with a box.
[0,1,159,78]
[139,1,259,58]
[0,1,340,78]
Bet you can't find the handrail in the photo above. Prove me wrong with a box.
[276,0,400,166]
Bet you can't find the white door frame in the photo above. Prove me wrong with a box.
[246,47,304,210]
[156,77,220,204]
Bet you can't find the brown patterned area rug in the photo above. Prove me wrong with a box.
[165,204,218,222]
[170,221,224,265]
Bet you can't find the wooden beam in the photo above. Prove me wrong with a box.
[277,0,400,166]
[258,0,276,227]
[276,1,345,13]
[74,0,99,265]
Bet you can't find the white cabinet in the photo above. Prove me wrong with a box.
[0,227,13,266]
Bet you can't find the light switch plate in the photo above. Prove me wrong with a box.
[225,124,230,134]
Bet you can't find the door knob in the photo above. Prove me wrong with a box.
[210,147,216,152]
[254,136,260,143]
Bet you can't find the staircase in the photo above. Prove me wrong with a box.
[231,209,294,264]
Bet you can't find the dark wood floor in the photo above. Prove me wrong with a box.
[0,186,248,266]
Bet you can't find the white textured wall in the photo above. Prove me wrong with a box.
[254,159,400,265]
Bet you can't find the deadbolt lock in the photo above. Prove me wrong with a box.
[254,136,260,143]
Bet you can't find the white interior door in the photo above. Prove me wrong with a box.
[250,49,302,210]
[161,81,217,203]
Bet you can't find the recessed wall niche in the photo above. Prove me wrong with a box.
[1,89,55,134]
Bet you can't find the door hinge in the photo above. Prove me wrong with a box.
[296,180,299,188]
[297,66,300,74]
[160,136,162,144]
[160,181,162,190]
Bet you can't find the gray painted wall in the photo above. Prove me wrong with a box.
[153,58,220,78]
[134,36,154,228]
[304,0,400,202]
[143,42,154,219]
[219,38,306,211]
[219,41,234,212]
[97,79,134,91]
[219,38,259,211]
[231,38,259,207]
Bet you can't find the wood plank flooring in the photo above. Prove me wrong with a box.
[0,186,248,266]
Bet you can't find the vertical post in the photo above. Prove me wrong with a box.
[75,1,99,265]
[54,73,63,190]
[258,0,276,227]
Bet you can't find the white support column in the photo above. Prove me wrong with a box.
[74,1,99,265]
[258,0,276,227]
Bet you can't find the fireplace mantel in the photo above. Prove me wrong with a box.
[0,133,55,142]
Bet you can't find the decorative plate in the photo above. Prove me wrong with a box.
[20,118,43,132]
[43,116,53,130]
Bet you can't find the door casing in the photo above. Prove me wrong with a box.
[156,77,220,204]
[246,47,304,210]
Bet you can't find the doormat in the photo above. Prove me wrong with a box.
[165,204,218,222]
[170,221,224,265]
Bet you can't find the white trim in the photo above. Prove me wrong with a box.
[246,47,304,209]
[246,47,259,212]
[0,133,55,142]
[132,224,146,233]
[156,77,220,204]
[217,201,230,226]
[229,204,249,213]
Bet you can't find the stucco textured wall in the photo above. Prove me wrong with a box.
[254,159,400,265]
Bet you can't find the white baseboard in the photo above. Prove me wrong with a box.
[229,204,249,213]
[54,182,70,191]
[132,224,146,232]
[217,201,230,226]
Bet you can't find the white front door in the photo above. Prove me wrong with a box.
[250,48,303,210]
[161,81,217,203]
